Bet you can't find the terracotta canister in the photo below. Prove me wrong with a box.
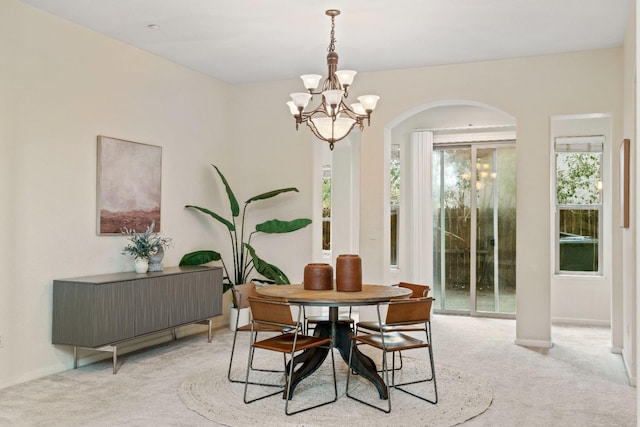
[335,254,362,292]
[303,263,334,290]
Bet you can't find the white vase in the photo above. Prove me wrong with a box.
[229,306,250,331]
[134,258,149,273]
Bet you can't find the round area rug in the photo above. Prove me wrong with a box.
[178,354,492,427]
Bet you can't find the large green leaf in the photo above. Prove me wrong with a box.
[245,243,290,284]
[179,250,222,266]
[212,165,240,217]
[245,187,298,204]
[185,205,235,232]
[262,263,290,284]
[255,218,312,234]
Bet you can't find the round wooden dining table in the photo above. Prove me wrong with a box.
[256,284,412,399]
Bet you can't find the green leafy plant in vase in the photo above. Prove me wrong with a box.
[122,221,172,273]
[180,164,311,307]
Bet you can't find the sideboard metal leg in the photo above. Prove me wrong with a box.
[73,346,78,369]
[208,320,213,343]
[112,346,117,374]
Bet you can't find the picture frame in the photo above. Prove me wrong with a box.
[97,136,162,234]
[620,138,630,228]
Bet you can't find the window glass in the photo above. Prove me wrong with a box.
[390,144,400,267]
[554,138,603,274]
[322,165,331,253]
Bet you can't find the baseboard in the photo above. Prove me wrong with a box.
[514,338,553,349]
[622,352,637,386]
[552,317,610,327]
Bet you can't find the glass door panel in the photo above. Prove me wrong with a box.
[432,148,471,311]
[475,148,496,312]
[433,145,516,315]
[496,148,516,313]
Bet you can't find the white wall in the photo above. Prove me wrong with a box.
[1,0,633,390]
[0,0,233,387]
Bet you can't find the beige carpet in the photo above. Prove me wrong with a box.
[0,315,634,426]
[179,355,492,426]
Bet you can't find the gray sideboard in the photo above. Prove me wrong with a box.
[52,266,223,373]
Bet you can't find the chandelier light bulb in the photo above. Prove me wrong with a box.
[290,92,312,108]
[286,101,299,116]
[335,70,357,86]
[322,90,344,108]
[300,74,322,90]
[357,95,380,112]
[351,103,366,115]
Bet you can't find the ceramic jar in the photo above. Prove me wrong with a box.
[335,254,362,292]
[303,263,334,290]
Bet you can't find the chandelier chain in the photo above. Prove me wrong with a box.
[328,15,336,53]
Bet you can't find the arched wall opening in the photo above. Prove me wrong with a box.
[377,100,517,322]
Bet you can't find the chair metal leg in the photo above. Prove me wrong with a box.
[243,346,285,405]
[346,341,392,413]
[230,329,284,385]
[347,343,437,412]
[392,344,438,404]
[244,341,337,414]
[285,342,337,415]
[391,329,438,404]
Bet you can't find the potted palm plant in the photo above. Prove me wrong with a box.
[179,164,311,327]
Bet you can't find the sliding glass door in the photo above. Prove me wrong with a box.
[432,144,516,315]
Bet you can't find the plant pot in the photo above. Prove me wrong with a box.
[134,258,149,274]
[229,306,250,331]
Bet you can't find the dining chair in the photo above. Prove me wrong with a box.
[355,282,430,371]
[227,283,293,384]
[243,296,338,415]
[346,297,437,413]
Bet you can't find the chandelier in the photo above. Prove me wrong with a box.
[286,9,380,150]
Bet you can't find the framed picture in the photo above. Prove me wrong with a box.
[97,136,162,234]
[620,138,630,228]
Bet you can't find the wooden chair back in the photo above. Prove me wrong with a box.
[399,282,431,298]
[248,296,296,328]
[385,297,433,326]
[232,283,257,310]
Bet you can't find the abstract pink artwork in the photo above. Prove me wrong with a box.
[97,136,162,234]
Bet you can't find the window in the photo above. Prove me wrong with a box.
[390,144,400,268]
[322,165,331,255]
[554,136,603,274]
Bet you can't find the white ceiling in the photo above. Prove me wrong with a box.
[19,0,633,84]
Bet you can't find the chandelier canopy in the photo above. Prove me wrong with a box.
[286,9,380,150]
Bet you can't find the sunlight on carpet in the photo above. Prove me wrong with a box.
[178,354,492,427]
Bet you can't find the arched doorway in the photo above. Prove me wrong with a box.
[384,100,517,317]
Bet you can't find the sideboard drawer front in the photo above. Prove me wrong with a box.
[93,282,135,346]
[134,277,170,336]
[168,269,223,325]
